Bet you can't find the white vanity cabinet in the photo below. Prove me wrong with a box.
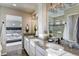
[36,45,47,56]
[24,37,27,50]
[24,37,36,56]
[24,36,47,56]
[26,39,30,55]
[30,44,35,56]
[24,37,30,55]
[36,50,43,56]
[30,40,36,56]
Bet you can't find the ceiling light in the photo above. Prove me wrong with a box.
[12,4,16,6]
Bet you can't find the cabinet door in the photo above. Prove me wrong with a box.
[30,44,35,56]
[30,51,34,56]
[36,53,42,56]
[36,45,46,56]
[27,41,30,55]
[24,39,27,50]
[24,37,28,50]
[36,50,43,56]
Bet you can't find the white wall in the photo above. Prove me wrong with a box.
[37,4,48,38]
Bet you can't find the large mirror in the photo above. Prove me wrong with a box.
[48,3,78,39]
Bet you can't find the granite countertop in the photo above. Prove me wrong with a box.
[24,35,48,49]
[35,41,48,50]
[24,35,38,39]
[35,41,76,56]
[23,35,77,56]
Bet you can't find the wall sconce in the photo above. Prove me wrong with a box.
[25,24,29,33]
[34,25,37,32]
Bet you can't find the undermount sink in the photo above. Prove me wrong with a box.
[46,48,75,56]
[46,43,65,56]
[46,43,64,50]
[46,43,75,56]
[46,48,65,56]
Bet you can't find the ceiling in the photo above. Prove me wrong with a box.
[0,3,37,13]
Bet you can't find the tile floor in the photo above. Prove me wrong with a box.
[3,49,28,56]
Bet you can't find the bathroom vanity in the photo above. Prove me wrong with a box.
[23,35,76,56]
[24,36,47,56]
[46,43,75,56]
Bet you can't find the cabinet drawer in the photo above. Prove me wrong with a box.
[27,44,30,54]
[24,40,27,49]
[27,47,30,55]
[36,45,46,56]
[30,51,35,56]
[36,51,43,56]
[30,44,35,56]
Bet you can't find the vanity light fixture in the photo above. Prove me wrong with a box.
[12,4,16,6]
